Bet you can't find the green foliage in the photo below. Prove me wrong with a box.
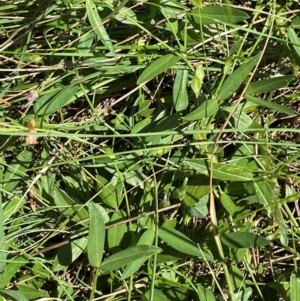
[137,54,179,84]
[0,0,300,300]
[87,202,106,267]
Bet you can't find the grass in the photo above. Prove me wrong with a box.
[1,0,300,300]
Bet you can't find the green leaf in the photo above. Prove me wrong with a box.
[101,245,161,272]
[143,289,171,301]
[53,187,89,224]
[183,159,253,181]
[158,227,213,260]
[122,229,155,279]
[86,0,115,54]
[246,75,295,94]
[182,99,219,121]
[253,179,276,208]
[188,0,202,8]
[131,117,152,133]
[0,256,28,289]
[179,29,201,46]
[290,273,300,301]
[19,284,48,299]
[218,53,261,100]
[245,95,294,116]
[234,287,252,301]
[0,192,6,284]
[221,232,270,249]
[273,205,288,246]
[160,0,185,19]
[0,289,29,301]
[230,265,244,291]
[77,32,95,53]
[173,69,189,112]
[190,6,249,25]
[145,113,179,143]
[96,174,122,209]
[3,150,33,193]
[219,192,242,216]
[108,210,128,252]
[115,7,138,25]
[34,85,79,116]
[222,104,255,129]
[183,175,216,207]
[55,237,88,269]
[198,285,216,301]
[288,27,300,59]
[123,169,148,188]
[137,54,179,84]
[291,17,300,29]
[191,64,204,98]
[87,202,106,267]
[190,195,209,219]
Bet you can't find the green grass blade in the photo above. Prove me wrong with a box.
[86,0,115,55]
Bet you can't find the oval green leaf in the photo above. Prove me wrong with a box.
[0,289,29,301]
[198,286,216,301]
[253,179,275,207]
[158,227,213,260]
[190,6,249,25]
[221,232,270,249]
[183,159,253,181]
[87,202,106,267]
[290,273,300,301]
[143,289,170,301]
[137,54,179,84]
[246,75,295,94]
[191,64,204,98]
[182,99,219,121]
[101,245,161,272]
[173,69,189,112]
[108,210,127,252]
[218,53,261,100]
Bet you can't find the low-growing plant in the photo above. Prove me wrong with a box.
[0,0,300,301]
